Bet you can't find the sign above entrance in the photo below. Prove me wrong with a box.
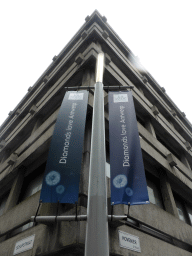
[13,235,35,255]
[119,231,141,253]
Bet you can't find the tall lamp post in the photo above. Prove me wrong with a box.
[84,52,109,256]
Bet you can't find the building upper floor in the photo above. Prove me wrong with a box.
[1,12,192,253]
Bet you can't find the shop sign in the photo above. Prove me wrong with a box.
[119,230,141,252]
[13,235,35,255]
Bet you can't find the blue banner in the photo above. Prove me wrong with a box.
[40,90,88,203]
[109,91,149,205]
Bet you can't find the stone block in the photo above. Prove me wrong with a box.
[167,153,177,167]
[145,119,156,138]
[151,105,159,116]
[102,30,109,39]
[85,15,90,22]
[184,141,191,150]
[168,120,174,127]
[105,53,111,66]
[29,105,37,115]
[171,109,177,116]
[52,55,57,61]
[0,140,6,149]
[7,153,18,165]
[28,86,32,92]
[75,53,84,65]
[8,111,13,116]
[182,112,186,117]
[102,16,107,22]
[15,109,21,116]
[43,75,49,83]
[81,30,88,39]
[161,87,166,92]
[142,76,148,84]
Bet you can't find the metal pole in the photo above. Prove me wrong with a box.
[30,215,127,224]
[31,215,87,223]
[84,53,109,256]
[63,85,134,90]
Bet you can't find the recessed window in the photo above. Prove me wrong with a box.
[186,204,192,225]
[136,115,145,127]
[18,162,45,203]
[175,200,188,223]
[0,192,9,216]
[106,140,110,178]
[106,162,110,178]
[9,222,34,238]
[156,134,181,161]
[146,172,164,209]
[174,194,191,225]
[22,174,43,201]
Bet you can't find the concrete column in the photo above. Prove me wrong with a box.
[0,151,8,165]
[3,166,25,213]
[138,86,144,95]
[181,154,192,171]
[168,120,174,128]
[82,69,95,88]
[159,172,179,218]
[96,41,102,51]
[145,119,156,138]
[31,117,43,134]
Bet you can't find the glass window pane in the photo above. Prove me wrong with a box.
[19,162,46,203]
[106,162,110,178]
[147,178,163,209]
[0,193,9,216]
[10,222,33,237]
[175,199,188,223]
[186,204,192,225]
[22,173,43,200]
[186,205,192,225]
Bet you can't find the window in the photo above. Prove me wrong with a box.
[18,162,45,203]
[146,172,164,209]
[0,192,9,216]
[156,134,181,161]
[186,204,192,225]
[9,222,34,238]
[106,140,110,178]
[9,163,46,238]
[136,114,145,127]
[106,162,110,178]
[175,199,188,223]
[21,173,43,201]
[174,193,192,225]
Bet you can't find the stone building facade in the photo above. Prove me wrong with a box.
[0,10,192,256]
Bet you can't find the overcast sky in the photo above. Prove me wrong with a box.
[1,1,192,127]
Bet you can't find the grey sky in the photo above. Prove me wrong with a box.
[1,1,192,126]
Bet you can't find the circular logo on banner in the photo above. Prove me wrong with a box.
[126,187,133,196]
[45,171,60,186]
[56,185,65,194]
[113,174,127,188]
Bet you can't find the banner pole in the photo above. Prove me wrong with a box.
[84,53,109,256]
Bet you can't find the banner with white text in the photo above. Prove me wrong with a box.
[109,91,149,205]
[40,90,88,203]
